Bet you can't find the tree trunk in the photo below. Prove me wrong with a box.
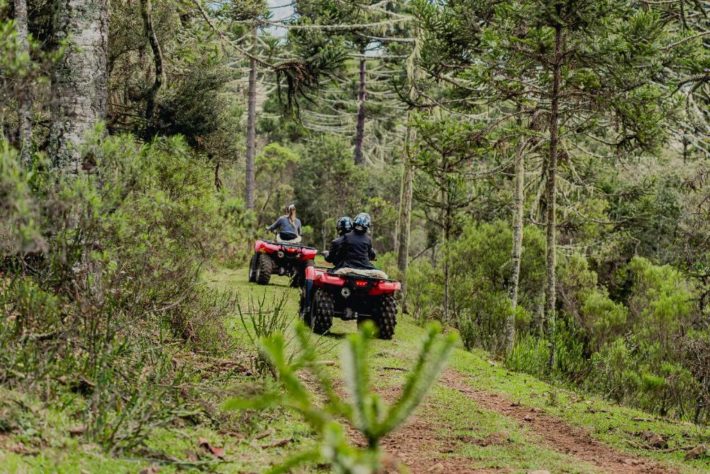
[141,0,165,137]
[397,121,414,313]
[506,137,527,355]
[245,28,257,210]
[354,57,367,165]
[442,179,452,323]
[544,24,563,371]
[443,213,451,324]
[49,0,109,174]
[14,0,33,168]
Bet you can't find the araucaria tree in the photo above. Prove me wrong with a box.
[416,0,680,365]
[412,114,484,322]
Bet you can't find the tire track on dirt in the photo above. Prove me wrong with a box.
[440,370,677,474]
[327,374,486,473]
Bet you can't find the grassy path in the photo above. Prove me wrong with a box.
[211,267,709,473]
[1,267,707,473]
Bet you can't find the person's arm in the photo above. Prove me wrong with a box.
[324,238,341,263]
[296,218,302,236]
[368,240,377,261]
[266,217,282,232]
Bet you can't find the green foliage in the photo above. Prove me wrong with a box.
[406,220,545,352]
[226,323,457,473]
[294,135,368,246]
[255,142,301,224]
[0,143,43,254]
[237,291,294,377]
[0,134,250,450]
[405,214,709,422]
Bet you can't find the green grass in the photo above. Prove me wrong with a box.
[2,266,708,472]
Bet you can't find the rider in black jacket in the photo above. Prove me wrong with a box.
[335,213,377,270]
[325,216,352,266]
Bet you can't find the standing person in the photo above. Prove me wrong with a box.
[335,213,388,279]
[267,204,302,243]
[324,216,353,266]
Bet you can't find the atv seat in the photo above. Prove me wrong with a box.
[276,234,302,244]
[263,240,317,251]
[333,267,389,280]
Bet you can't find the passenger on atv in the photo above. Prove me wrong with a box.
[300,212,399,339]
[266,203,302,243]
[323,216,353,267]
[333,212,387,280]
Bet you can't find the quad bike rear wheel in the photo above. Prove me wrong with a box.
[248,254,258,282]
[303,288,334,335]
[255,254,273,285]
[373,295,397,340]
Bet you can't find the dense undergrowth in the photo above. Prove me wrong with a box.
[381,220,710,424]
[0,134,252,453]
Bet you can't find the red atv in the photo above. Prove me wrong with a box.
[248,240,317,287]
[299,266,400,339]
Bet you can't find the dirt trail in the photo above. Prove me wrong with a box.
[332,376,483,473]
[335,364,677,473]
[439,370,677,474]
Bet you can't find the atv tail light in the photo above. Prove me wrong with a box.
[368,280,401,296]
[354,280,368,287]
[301,249,318,259]
[318,272,345,286]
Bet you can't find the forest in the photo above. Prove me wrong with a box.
[0,0,709,472]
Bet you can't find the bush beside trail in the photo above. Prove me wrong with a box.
[0,134,249,452]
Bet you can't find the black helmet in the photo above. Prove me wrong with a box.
[336,216,353,235]
[353,212,371,233]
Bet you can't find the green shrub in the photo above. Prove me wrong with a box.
[0,134,248,450]
[506,335,551,376]
[404,220,544,351]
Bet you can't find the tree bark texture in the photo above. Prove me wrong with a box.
[505,136,527,355]
[544,24,563,370]
[49,0,109,173]
[354,57,367,165]
[397,119,414,313]
[245,28,257,210]
[14,0,33,168]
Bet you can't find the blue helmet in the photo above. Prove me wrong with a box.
[353,212,371,233]
[336,216,353,235]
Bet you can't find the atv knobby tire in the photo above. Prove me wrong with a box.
[304,289,334,335]
[373,295,397,340]
[248,254,258,282]
[255,254,273,285]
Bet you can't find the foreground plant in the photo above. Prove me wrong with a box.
[226,322,457,473]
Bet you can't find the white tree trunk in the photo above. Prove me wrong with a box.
[49,0,109,173]
[14,0,33,168]
[505,137,527,355]
[245,28,257,210]
[544,25,563,371]
[397,120,414,313]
